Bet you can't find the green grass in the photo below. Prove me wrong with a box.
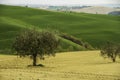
[0,51,120,80]
[0,4,120,50]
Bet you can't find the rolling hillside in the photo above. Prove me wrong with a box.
[0,4,120,52]
[71,6,120,14]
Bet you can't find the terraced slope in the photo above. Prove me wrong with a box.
[0,4,120,51]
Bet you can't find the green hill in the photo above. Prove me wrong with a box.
[0,4,120,52]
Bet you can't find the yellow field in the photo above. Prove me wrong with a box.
[0,51,120,80]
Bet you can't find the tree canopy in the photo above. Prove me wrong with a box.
[13,29,59,66]
[100,41,120,62]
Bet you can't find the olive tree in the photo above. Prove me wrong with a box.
[100,42,120,62]
[13,29,59,66]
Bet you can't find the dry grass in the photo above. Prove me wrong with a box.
[0,51,120,80]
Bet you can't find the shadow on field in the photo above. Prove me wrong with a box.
[86,62,120,65]
[27,64,45,67]
[87,61,120,65]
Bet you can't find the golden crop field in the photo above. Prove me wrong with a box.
[0,51,120,80]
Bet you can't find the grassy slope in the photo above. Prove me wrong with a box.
[0,51,120,80]
[0,4,120,50]
[0,5,86,52]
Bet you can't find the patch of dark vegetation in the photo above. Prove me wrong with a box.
[60,33,93,50]
[108,11,120,16]
[60,34,83,46]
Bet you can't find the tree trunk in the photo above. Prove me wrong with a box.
[112,58,116,62]
[33,54,37,66]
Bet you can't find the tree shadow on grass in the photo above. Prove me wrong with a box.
[27,64,45,67]
[87,61,120,65]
